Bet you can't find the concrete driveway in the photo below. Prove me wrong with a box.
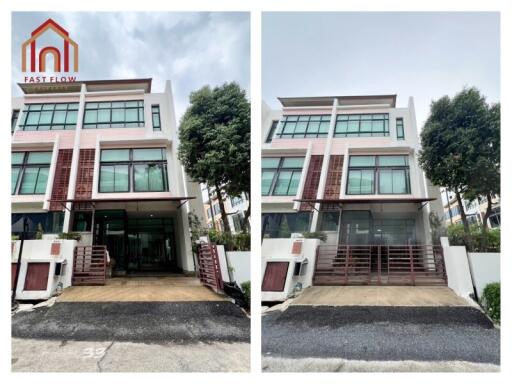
[262,287,500,372]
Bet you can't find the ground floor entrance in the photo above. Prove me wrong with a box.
[92,210,179,275]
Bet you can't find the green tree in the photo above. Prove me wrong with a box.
[419,87,500,234]
[178,83,250,232]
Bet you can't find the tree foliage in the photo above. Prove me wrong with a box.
[178,82,250,232]
[419,87,500,232]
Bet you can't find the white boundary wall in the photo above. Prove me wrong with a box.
[441,237,500,300]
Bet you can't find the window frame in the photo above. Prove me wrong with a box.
[12,151,52,195]
[265,120,279,143]
[276,115,331,139]
[83,100,145,129]
[396,117,405,140]
[18,103,79,131]
[334,113,390,138]
[11,109,20,134]
[151,105,161,131]
[262,157,304,196]
[346,155,411,195]
[98,148,169,193]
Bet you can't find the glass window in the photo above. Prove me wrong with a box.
[261,157,304,196]
[347,155,410,195]
[83,100,145,128]
[276,115,331,138]
[396,118,405,140]
[265,120,279,143]
[18,103,79,130]
[11,110,20,133]
[11,151,52,195]
[152,105,161,131]
[262,212,312,238]
[320,211,340,231]
[99,148,168,193]
[335,114,389,137]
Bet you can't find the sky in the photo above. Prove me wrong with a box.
[262,12,500,129]
[11,12,250,121]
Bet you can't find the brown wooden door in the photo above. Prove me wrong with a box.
[24,262,50,291]
[262,262,289,292]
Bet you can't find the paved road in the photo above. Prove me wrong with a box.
[12,301,250,343]
[262,305,499,371]
[12,301,250,372]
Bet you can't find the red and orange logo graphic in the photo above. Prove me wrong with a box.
[21,18,78,73]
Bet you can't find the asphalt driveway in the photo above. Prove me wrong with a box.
[12,301,250,343]
[262,305,500,371]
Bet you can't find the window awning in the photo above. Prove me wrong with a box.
[47,196,196,211]
[294,197,437,212]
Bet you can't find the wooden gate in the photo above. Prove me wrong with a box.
[197,242,223,291]
[314,244,447,286]
[72,245,107,286]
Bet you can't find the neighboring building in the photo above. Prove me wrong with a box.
[440,187,501,228]
[202,184,250,233]
[11,78,205,275]
[261,95,445,296]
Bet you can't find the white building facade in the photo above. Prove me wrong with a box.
[11,79,205,276]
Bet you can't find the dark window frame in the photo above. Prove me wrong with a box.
[151,105,161,131]
[396,117,405,140]
[11,109,20,134]
[276,115,331,139]
[12,151,52,195]
[262,157,304,196]
[265,120,279,143]
[346,155,411,195]
[83,100,145,129]
[98,148,169,193]
[18,103,79,131]
[334,113,390,138]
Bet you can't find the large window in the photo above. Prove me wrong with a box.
[346,155,410,195]
[334,114,389,137]
[262,157,304,196]
[396,118,405,140]
[18,103,79,131]
[99,148,168,193]
[12,151,52,195]
[152,105,161,131]
[12,212,64,237]
[276,115,331,138]
[84,100,144,129]
[262,212,312,238]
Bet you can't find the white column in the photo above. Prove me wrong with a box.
[311,98,338,231]
[62,83,86,232]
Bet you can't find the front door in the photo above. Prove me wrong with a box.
[93,210,127,273]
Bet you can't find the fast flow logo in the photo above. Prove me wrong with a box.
[21,18,78,83]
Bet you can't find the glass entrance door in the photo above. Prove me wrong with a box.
[94,210,127,273]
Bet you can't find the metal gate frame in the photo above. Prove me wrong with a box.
[197,242,223,291]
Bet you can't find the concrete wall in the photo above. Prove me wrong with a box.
[226,251,251,284]
[441,237,501,301]
[467,252,500,297]
[12,239,77,300]
[261,238,319,301]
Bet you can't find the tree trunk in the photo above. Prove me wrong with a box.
[242,193,251,232]
[455,190,470,234]
[215,183,231,232]
[481,193,493,232]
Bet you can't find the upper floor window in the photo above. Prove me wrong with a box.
[262,157,304,196]
[346,155,410,195]
[84,100,144,129]
[265,120,279,143]
[214,203,221,215]
[11,110,20,134]
[152,105,161,131]
[231,195,244,207]
[276,115,330,139]
[335,114,389,137]
[12,151,52,195]
[18,103,79,131]
[99,148,168,193]
[396,118,405,140]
